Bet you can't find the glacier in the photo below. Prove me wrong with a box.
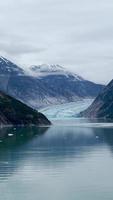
[39,99,113,128]
[39,98,94,120]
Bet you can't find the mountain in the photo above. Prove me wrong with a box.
[0,90,51,126]
[0,56,24,92]
[0,56,104,109]
[29,64,104,106]
[0,56,24,75]
[30,64,83,81]
[80,80,113,119]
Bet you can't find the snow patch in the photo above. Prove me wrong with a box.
[29,64,84,81]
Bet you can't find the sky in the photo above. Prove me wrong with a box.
[0,0,113,84]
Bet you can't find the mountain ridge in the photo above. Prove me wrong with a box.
[0,56,104,109]
[0,90,51,126]
[80,79,113,119]
[0,56,24,75]
[29,64,84,81]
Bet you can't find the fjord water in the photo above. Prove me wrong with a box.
[0,124,113,200]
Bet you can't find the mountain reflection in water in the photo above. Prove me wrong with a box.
[0,124,113,200]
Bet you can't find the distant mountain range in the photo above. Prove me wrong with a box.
[0,56,104,109]
[80,80,113,119]
[0,90,51,126]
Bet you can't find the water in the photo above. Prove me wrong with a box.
[0,123,113,200]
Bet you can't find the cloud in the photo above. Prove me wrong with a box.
[0,41,45,55]
[0,0,113,83]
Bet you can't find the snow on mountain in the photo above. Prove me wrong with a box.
[29,64,84,81]
[31,64,64,73]
[0,56,104,109]
[0,56,24,75]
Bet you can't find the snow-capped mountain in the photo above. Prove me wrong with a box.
[0,56,24,75]
[30,64,83,81]
[31,64,64,73]
[28,64,104,107]
[0,56,104,109]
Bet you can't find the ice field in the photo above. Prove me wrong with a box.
[39,99,94,120]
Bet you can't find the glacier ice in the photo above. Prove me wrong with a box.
[39,99,94,120]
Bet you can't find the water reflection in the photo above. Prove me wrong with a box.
[0,126,49,180]
[0,125,113,200]
[0,126,49,149]
[0,126,113,177]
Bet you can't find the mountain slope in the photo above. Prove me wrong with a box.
[0,91,51,126]
[80,80,113,119]
[28,64,104,106]
[0,57,104,109]
[0,56,24,75]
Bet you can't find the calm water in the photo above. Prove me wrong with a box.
[0,122,113,200]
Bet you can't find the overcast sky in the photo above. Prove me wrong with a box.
[0,0,113,84]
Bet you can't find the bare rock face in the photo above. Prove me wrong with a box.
[0,91,51,126]
[80,80,113,119]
